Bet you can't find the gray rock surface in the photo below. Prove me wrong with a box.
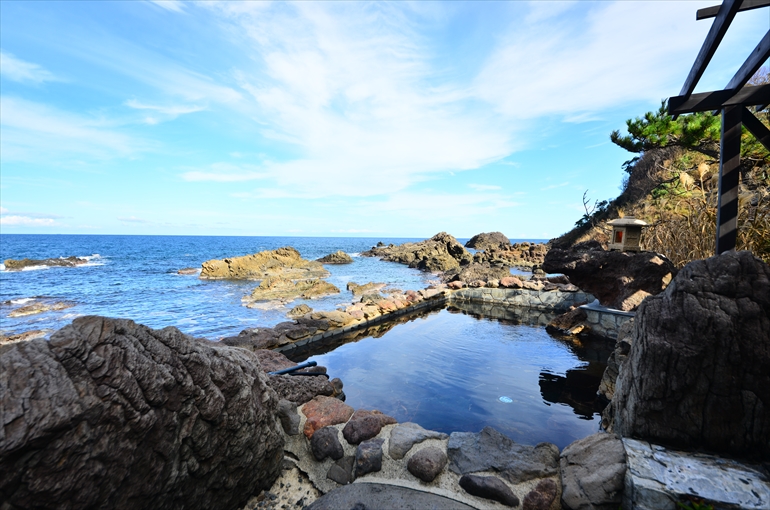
[597,319,633,402]
[310,426,344,461]
[276,399,300,435]
[326,456,354,485]
[542,244,677,311]
[448,427,559,484]
[0,316,284,510]
[306,483,476,510]
[406,446,447,482]
[389,422,449,460]
[354,438,385,477]
[458,475,520,507]
[609,251,770,457]
[560,432,626,510]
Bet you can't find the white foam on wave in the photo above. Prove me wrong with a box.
[10,297,36,305]
[81,262,106,267]
[60,313,82,320]
[21,265,50,271]
[81,253,102,261]
[0,263,5,271]
[350,252,361,257]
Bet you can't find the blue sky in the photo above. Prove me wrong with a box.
[0,1,766,239]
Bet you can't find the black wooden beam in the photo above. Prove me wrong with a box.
[726,30,770,90]
[742,106,770,151]
[681,0,742,97]
[668,83,770,115]
[716,106,742,254]
[697,0,770,20]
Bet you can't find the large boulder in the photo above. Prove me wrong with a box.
[465,232,511,251]
[361,232,472,272]
[608,251,770,458]
[0,316,284,510]
[559,432,626,510]
[542,242,676,311]
[200,247,329,280]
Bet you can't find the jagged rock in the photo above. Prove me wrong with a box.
[220,328,281,350]
[465,232,511,251]
[277,399,301,436]
[473,242,549,269]
[3,256,87,271]
[311,426,345,461]
[0,329,50,345]
[355,438,385,477]
[268,375,333,406]
[0,316,284,510]
[347,281,386,296]
[597,319,634,402]
[560,433,626,510]
[542,244,676,311]
[608,251,770,457]
[342,409,397,445]
[389,422,449,460]
[326,456,354,485]
[7,301,74,318]
[448,427,559,484]
[522,479,558,510]
[361,232,472,272]
[200,247,329,280]
[302,396,354,439]
[288,303,312,318]
[458,475,519,507]
[442,262,511,285]
[309,310,355,328]
[246,276,340,303]
[407,447,447,482]
[317,250,353,264]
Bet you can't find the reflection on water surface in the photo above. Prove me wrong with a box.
[297,302,612,449]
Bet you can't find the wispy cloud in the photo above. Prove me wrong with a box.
[0,214,57,227]
[150,1,185,13]
[125,98,205,124]
[180,162,268,182]
[0,52,61,84]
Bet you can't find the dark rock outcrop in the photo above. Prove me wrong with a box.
[542,243,676,311]
[354,438,385,477]
[560,432,626,510]
[0,316,284,510]
[361,232,472,272]
[316,251,353,264]
[465,232,511,251]
[447,427,559,484]
[310,426,345,461]
[608,251,770,457]
[597,319,634,402]
[458,475,519,507]
[3,256,87,271]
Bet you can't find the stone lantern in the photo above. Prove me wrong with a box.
[607,217,648,252]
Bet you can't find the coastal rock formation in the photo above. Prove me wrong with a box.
[7,301,74,318]
[0,316,284,510]
[559,433,626,510]
[465,232,511,251]
[441,261,512,285]
[0,329,50,345]
[608,251,770,457]
[542,242,676,311]
[361,232,472,272]
[287,303,312,318]
[253,350,337,405]
[473,242,548,269]
[3,256,88,271]
[200,247,329,280]
[347,281,386,296]
[245,276,340,304]
[316,251,353,264]
[597,319,634,402]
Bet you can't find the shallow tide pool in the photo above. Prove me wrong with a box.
[303,306,610,450]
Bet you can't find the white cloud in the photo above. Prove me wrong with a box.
[125,99,205,116]
[150,0,185,13]
[0,207,7,214]
[0,215,57,226]
[0,52,60,83]
[180,162,268,182]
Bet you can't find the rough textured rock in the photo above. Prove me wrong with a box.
[326,456,354,485]
[560,432,626,510]
[251,350,335,405]
[200,247,329,280]
[608,251,770,457]
[361,232,472,272]
[7,301,74,318]
[545,306,588,336]
[448,427,559,484]
[3,256,87,271]
[597,319,634,402]
[342,409,397,445]
[474,242,548,269]
[465,231,511,251]
[0,316,284,510]
[406,446,447,482]
[302,396,354,439]
[310,426,345,461]
[522,479,558,510]
[246,276,340,303]
[542,243,676,311]
[458,475,520,507]
[389,422,449,460]
[0,329,50,345]
[354,438,385,477]
[287,303,312,318]
[276,399,301,435]
[316,250,353,264]
[347,281,386,296]
[441,262,512,285]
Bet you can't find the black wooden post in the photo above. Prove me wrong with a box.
[715,106,742,254]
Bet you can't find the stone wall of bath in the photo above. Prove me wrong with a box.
[579,302,634,340]
[448,287,594,313]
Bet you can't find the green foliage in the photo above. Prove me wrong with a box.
[610,100,721,160]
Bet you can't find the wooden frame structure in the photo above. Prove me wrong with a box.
[668,0,770,254]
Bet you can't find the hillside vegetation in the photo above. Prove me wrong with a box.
[551,72,770,266]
